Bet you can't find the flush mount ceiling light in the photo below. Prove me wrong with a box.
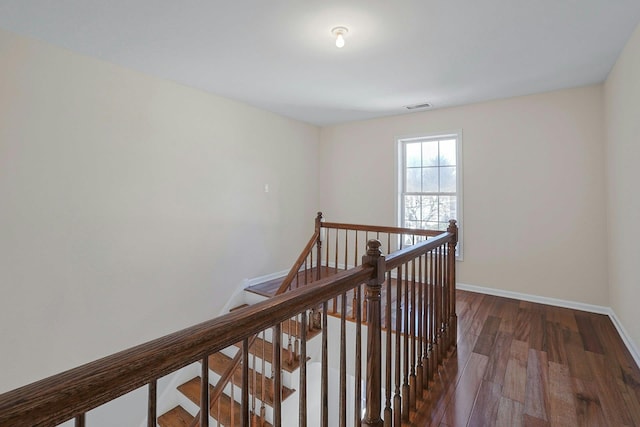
[331,26,349,48]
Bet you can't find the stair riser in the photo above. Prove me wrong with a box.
[203,370,276,418]
[177,383,276,426]
[218,347,300,389]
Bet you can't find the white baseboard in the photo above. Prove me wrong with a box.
[244,269,290,288]
[605,309,640,369]
[457,282,640,368]
[457,282,610,314]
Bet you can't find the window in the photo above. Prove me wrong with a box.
[398,131,463,258]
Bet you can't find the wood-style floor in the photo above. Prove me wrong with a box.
[410,290,640,426]
[247,275,640,426]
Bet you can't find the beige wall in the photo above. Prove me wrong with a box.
[0,29,319,393]
[605,22,640,353]
[320,86,608,306]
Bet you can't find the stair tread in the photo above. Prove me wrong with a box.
[207,352,295,405]
[233,336,306,372]
[157,405,193,427]
[178,377,273,427]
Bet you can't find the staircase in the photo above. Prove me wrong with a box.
[0,213,460,427]
[157,284,322,427]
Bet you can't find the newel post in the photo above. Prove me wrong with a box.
[315,211,323,281]
[447,220,458,351]
[362,239,385,427]
[312,212,324,330]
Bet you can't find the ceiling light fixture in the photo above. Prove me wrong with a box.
[331,26,349,48]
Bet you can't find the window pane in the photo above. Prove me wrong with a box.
[422,167,438,192]
[420,195,439,222]
[406,143,421,167]
[422,141,438,167]
[406,168,421,192]
[439,139,456,166]
[424,221,439,230]
[403,195,421,221]
[404,220,419,229]
[438,196,457,223]
[439,166,456,192]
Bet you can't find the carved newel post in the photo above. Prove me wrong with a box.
[362,239,385,427]
[447,219,458,351]
[312,212,324,330]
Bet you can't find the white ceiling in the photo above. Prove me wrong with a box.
[1,1,640,126]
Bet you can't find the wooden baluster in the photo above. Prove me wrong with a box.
[355,284,362,427]
[217,392,221,427]
[362,239,384,427]
[352,292,358,320]
[416,255,424,395]
[260,331,266,427]
[321,302,328,427]
[230,370,235,427]
[316,212,323,281]
[444,244,450,355]
[287,317,295,366]
[325,226,330,277]
[344,229,349,270]
[75,414,85,427]
[355,229,359,267]
[251,341,258,427]
[362,283,368,324]
[429,248,436,379]
[436,246,443,365]
[309,250,313,284]
[148,379,157,427]
[410,259,417,411]
[352,231,358,320]
[384,270,392,427]
[241,339,249,427]
[394,266,402,427]
[333,229,339,313]
[299,311,308,427]
[304,258,308,287]
[340,292,347,427]
[273,323,282,427]
[294,314,300,361]
[402,263,410,421]
[440,244,447,361]
[448,220,458,351]
[424,250,430,385]
[201,354,209,427]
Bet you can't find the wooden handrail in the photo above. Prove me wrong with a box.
[0,214,458,427]
[0,266,373,427]
[189,213,323,426]
[274,229,321,295]
[321,221,444,237]
[385,232,453,270]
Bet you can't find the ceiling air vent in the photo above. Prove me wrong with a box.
[405,102,432,110]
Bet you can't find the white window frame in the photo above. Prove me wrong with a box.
[396,130,463,260]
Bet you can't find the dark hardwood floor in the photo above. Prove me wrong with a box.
[410,290,640,426]
[247,273,640,426]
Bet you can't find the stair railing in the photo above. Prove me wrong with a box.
[0,214,458,427]
[187,212,325,427]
